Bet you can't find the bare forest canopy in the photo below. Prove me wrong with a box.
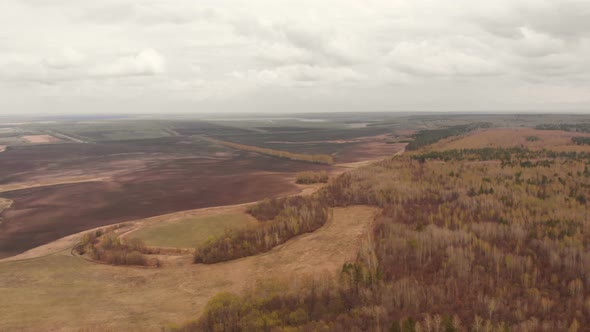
[406,122,493,151]
[178,144,590,331]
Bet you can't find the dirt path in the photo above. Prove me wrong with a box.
[0,175,111,193]
[0,206,378,331]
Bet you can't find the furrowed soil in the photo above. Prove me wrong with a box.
[0,206,378,332]
[0,133,400,259]
[0,139,332,258]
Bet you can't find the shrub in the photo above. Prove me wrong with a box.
[76,229,155,267]
[295,171,329,184]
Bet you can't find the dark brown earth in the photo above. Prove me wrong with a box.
[0,135,400,259]
[0,139,329,258]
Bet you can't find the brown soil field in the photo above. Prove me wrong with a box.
[429,127,590,152]
[0,158,305,258]
[0,206,378,331]
[22,134,62,143]
[0,135,399,259]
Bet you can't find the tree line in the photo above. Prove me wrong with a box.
[194,196,330,264]
[405,122,492,151]
[536,123,590,133]
[197,136,334,165]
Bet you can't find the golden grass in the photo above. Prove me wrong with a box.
[0,206,377,331]
[428,128,590,152]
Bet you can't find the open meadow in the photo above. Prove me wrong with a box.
[127,209,257,249]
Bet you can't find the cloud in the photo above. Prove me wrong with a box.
[2,0,590,113]
[89,49,166,78]
[71,2,217,26]
[44,47,86,69]
[388,41,502,77]
[230,17,366,66]
[232,65,364,87]
[0,48,166,84]
[513,27,567,57]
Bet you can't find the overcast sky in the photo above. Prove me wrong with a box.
[1,0,589,114]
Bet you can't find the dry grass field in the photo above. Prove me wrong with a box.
[0,206,377,331]
[428,127,590,151]
[128,211,257,248]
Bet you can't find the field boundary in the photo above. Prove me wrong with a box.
[0,176,110,194]
[196,135,334,165]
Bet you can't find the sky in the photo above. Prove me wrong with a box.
[0,0,589,115]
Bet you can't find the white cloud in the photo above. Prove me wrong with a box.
[388,41,502,77]
[514,27,567,57]
[233,64,364,87]
[44,47,86,69]
[89,49,166,78]
[1,0,589,114]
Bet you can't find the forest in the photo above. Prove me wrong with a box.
[179,144,590,331]
[536,123,590,133]
[405,123,492,151]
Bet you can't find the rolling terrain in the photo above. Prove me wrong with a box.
[3,113,590,331]
[0,206,377,331]
[0,117,403,258]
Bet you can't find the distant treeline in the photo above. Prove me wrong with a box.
[194,196,330,264]
[536,123,590,133]
[413,147,590,164]
[295,171,329,184]
[406,122,492,151]
[572,136,590,145]
[198,136,334,165]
